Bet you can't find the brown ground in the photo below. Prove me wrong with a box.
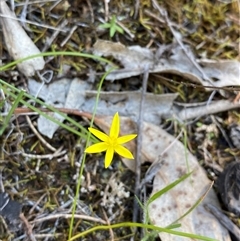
[0,0,239,240]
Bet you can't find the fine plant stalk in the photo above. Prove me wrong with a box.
[0,90,24,135]
[0,51,116,72]
[146,171,193,206]
[68,222,218,241]
[68,67,116,239]
[141,172,192,239]
[183,127,191,174]
[171,182,213,226]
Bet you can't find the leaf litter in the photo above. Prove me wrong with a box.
[0,0,239,240]
[0,0,45,77]
[93,39,240,89]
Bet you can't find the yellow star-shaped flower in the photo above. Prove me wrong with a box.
[85,112,137,168]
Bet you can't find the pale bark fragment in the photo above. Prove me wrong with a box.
[0,0,45,76]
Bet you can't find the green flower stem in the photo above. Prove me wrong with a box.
[68,67,116,239]
[0,51,116,72]
[0,90,24,135]
[68,222,218,241]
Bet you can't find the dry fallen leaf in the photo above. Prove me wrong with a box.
[28,78,91,138]
[84,91,177,124]
[28,78,177,137]
[0,1,45,76]
[144,122,231,240]
[94,116,231,240]
[143,122,230,240]
[93,40,240,89]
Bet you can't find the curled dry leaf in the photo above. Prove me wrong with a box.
[93,40,240,89]
[0,1,45,76]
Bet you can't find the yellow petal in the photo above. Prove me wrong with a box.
[117,134,137,144]
[85,142,108,153]
[105,147,114,168]
[88,127,109,142]
[115,145,134,159]
[110,112,120,138]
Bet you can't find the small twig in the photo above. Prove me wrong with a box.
[19,233,62,239]
[14,107,93,119]
[86,0,94,23]
[42,19,68,52]
[102,208,114,241]
[60,25,78,47]
[103,0,109,21]
[116,20,135,39]
[21,147,66,160]
[134,0,140,19]
[48,0,63,11]
[20,213,36,241]
[178,99,240,121]
[20,0,30,30]
[0,13,67,32]
[32,213,107,224]
[25,115,56,152]
[0,170,4,192]
[205,203,240,240]
[28,193,47,215]
[133,66,149,224]
[16,0,60,7]
[233,91,240,103]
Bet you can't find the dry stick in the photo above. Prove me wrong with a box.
[42,19,68,52]
[134,0,140,19]
[0,13,66,32]
[32,213,107,224]
[20,213,36,241]
[116,20,135,39]
[178,99,240,121]
[133,66,149,224]
[16,0,59,7]
[86,0,94,23]
[48,0,63,11]
[102,208,114,241]
[28,193,47,215]
[21,148,66,159]
[14,98,240,124]
[14,107,93,119]
[0,171,4,193]
[20,0,30,30]
[205,203,240,240]
[25,115,56,152]
[60,25,78,47]
[104,0,109,22]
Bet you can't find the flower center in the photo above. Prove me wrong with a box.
[109,136,118,147]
